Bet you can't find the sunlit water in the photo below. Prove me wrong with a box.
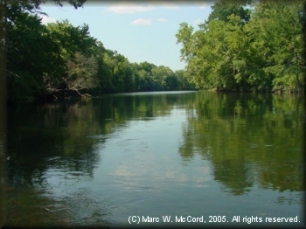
[4,91,305,227]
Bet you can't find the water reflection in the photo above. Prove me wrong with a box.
[5,91,304,226]
[179,92,304,195]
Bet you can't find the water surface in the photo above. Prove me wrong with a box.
[5,91,305,227]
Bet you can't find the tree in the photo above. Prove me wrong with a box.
[174,70,195,90]
[151,65,175,90]
[6,5,64,101]
[64,52,98,92]
[176,0,304,93]
[208,0,252,23]
[245,0,305,92]
[44,20,98,95]
[4,0,87,102]
[132,62,156,91]
[4,0,198,102]
[176,22,194,63]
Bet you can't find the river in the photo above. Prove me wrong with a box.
[4,91,305,227]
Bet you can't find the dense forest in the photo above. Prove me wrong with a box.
[176,0,305,93]
[1,0,305,103]
[3,0,194,103]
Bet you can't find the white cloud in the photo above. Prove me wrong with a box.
[40,15,56,24]
[157,18,167,23]
[107,4,155,14]
[199,3,209,9]
[130,18,152,25]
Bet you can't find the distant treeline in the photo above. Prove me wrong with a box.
[3,0,305,103]
[176,0,305,93]
[4,0,194,103]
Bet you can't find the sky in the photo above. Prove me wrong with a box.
[40,1,214,71]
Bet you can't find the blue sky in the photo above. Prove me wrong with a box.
[40,2,214,71]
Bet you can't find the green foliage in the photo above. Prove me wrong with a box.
[247,0,305,92]
[46,20,96,60]
[5,1,88,102]
[65,52,98,90]
[208,0,252,23]
[45,20,98,91]
[5,0,305,102]
[6,4,64,101]
[176,0,305,93]
[5,0,194,102]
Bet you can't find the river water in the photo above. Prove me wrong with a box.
[4,91,305,227]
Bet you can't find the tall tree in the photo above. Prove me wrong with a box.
[45,20,97,95]
[4,0,87,102]
[245,0,305,92]
[176,0,304,93]
[6,6,64,100]
[208,0,252,23]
